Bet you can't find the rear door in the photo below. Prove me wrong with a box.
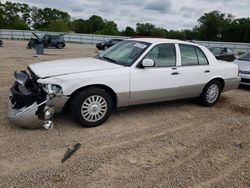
[176,44,211,97]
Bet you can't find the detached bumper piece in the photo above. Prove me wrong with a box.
[8,98,54,129]
[7,71,54,130]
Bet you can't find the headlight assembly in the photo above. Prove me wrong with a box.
[42,84,63,96]
[51,84,63,95]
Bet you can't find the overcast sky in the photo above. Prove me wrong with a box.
[2,0,250,30]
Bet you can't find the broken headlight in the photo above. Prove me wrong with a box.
[43,84,63,96]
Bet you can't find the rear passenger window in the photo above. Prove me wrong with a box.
[180,44,208,66]
[195,47,209,65]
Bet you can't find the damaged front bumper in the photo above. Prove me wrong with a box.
[7,70,68,130]
[8,95,53,129]
[8,93,55,129]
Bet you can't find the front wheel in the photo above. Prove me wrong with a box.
[70,88,113,127]
[200,80,222,106]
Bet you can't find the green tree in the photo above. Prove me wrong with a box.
[18,3,31,26]
[31,7,70,30]
[152,27,168,37]
[9,17,29,30]
[196,10,233,41]
[70,19,87,33]
[167,30,184,39]
[96,21,118,35]
[0,2,6,28]
[86,15,104,33]
[123,26,136,36]
[136,23,156,36]
[0,1,29,29]
[48,20,69,32]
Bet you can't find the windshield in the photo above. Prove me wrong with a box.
[98,40,151,66]
[239,51,250,61]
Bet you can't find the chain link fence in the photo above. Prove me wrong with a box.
[0,29,128,44]
[0,29,250,52]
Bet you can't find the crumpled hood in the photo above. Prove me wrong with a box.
[28,57,122,78]
[234,59,250,71]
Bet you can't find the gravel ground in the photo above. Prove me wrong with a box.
[0,40,249,188]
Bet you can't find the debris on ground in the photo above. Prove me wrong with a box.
[61,143,81,163]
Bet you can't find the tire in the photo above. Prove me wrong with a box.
[57,43,64,49]
[70,87,114,127]
[200,80,222,106]
[27,44,32,49]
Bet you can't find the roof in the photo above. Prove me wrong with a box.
[128,38,198,46]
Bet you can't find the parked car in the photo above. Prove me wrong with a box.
[0,40,3,47]
[96,39,123,50]
[234,51,250,85]
[208,47,239,62]
[8,38,240,129]
[27,33,65,49]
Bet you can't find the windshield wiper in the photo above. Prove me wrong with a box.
[102,56,117,63]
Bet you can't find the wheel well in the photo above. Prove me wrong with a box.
[63,84,117,111]
[208,78,225,90]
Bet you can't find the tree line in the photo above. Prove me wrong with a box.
[1,1,250,42]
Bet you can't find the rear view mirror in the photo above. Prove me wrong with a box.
[142,59,155,67]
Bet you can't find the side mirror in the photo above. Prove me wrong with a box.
[142,59,155,67]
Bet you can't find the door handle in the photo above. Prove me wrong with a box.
[204,70,210,73]
[171,72,180,75]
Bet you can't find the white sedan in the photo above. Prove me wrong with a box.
[8,38,240,129]
[234,51,250,85]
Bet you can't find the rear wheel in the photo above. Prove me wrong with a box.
[70,88,113,127]
[57,43,64,49]
[200,80,222,106]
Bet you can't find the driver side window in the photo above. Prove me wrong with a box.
[145,43,176,67]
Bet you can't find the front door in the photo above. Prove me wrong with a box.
[130,43,181,105]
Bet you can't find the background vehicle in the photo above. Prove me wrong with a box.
[8,38,240,129]
[234,51,250,85]
[208,47,239,62]
[0,40,2,46]
[27,33,65,49]
[96,39,123,50]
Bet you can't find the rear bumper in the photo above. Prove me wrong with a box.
[223,77,241,92]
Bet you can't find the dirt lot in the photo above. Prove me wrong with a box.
[0,40,249,188]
